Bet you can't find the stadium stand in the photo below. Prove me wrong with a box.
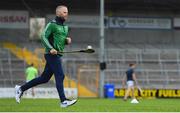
[1,41,180,95]
[0,48,25,87]
[104,49,180,89]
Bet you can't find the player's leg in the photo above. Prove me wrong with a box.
[24,80,35,97]
[32,87,35,97]
[21,63,53,91]
[130,82,139,103]
[47,54,77,107]
[15,62,53,103]
[131,86,135,99]
[124,87,131,101]
[124,80,134,101]
[130,87,139,103]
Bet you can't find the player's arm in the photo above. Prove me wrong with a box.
[35,68,38,77]
[132,73,138,85]
[65,27,71,45]
[122,73,126,88]
[25,69,28,77]
[41,23,57,54]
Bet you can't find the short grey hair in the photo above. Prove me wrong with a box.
[56,5,67,13]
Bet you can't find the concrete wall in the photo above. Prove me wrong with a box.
[68,28,180,49]
[68,11,180,49]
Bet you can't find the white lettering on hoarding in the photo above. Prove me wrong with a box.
[109,17,172,29]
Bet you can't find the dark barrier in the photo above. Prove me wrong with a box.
[115,89,180,98]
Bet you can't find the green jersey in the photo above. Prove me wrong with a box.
[41,19,69,54]
[25,66,38,81]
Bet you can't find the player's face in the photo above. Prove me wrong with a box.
[132,65,136,69]
[57,7,68,20]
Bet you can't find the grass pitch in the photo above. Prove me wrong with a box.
[0,98,179,112]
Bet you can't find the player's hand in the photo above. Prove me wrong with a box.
[66,37,71,44]
[50,49,57,55]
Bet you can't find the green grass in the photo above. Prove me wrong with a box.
[0,98,180,112]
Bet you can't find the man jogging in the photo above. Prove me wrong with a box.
[15,5,77,108]
[122,63,138,103]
